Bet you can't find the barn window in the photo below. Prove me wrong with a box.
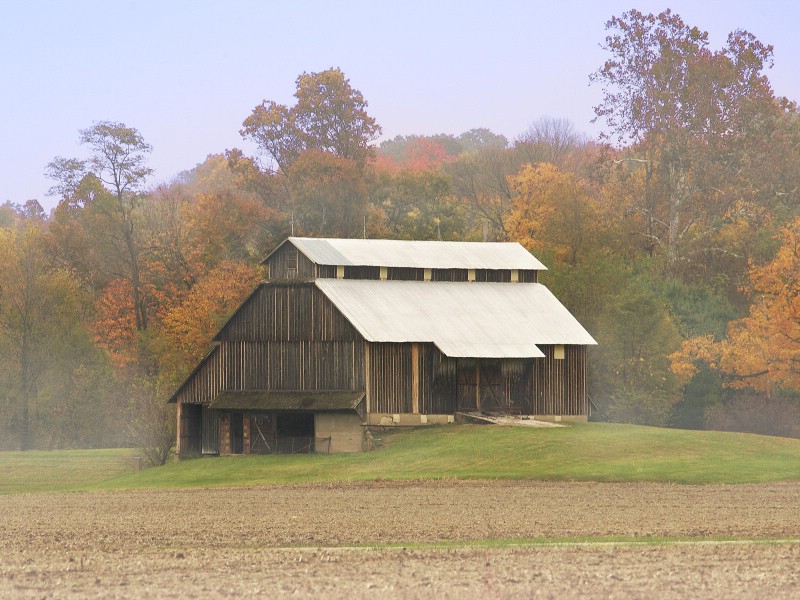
[424,268,432,281]
[511,269,519,283]
[468,269,476,282]
[554,345,565,360]
[380,266,388,280]
[336,265,345,279]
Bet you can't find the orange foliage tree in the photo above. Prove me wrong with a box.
[671,217,800,393]
[156,260,263,384]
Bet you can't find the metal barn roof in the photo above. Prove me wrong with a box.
[316,279,596,359]
[282,237,547,270]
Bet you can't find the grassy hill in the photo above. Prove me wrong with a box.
[2,423,799,494]
[0,448,136,494]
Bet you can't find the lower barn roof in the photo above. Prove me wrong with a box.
[209,390,365,412]
[316,279,597,359]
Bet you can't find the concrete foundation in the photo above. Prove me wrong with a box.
[531,414,588,423]
[315,412,365,453]
[366,413,455,427]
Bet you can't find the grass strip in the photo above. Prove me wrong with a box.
[3,422,800,494]
[94,422,800,491]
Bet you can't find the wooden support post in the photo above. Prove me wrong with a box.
[219,413,230,456]
[243,415,251,455]
[175,401,182,458]
[411,343,420,414]
[364,342,371,415]
[475,361,481,411]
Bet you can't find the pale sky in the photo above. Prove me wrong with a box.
[2,0,798,210]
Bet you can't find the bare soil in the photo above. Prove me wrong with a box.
[1,480,799,598]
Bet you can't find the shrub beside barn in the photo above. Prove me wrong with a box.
[168,238,596,456]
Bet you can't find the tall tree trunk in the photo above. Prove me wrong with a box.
[119,204,146,332]
[19,332,30,450]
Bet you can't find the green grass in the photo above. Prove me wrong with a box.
[0,447,137,494]
[339,535,800,550]
[94,422,800,490]
[3,423,800,494]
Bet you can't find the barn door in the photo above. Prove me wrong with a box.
[479,362,504,412]
[456,362,477,411]
[179,404,202,456]
[250,414,274,454]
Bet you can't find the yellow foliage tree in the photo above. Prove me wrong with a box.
[671,216,800,392]
[506,163,600,265]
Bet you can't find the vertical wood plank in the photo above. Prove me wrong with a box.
[411,343,420,414]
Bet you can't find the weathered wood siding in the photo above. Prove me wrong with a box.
[217,284,366,392]
[266,242,317,280]
[418,344,458,414]
[475,270,510,282]
[371,345,569,416]
[217,283,361,342]
[387,267,424,280]
[416,347,585,416]
[173,347,223,405]
[368,342,413,413]
[344,266,381,279]
[219,341,364,391]
[318,265,337,278]
[201,405,220,454]
[178,403,202,455]
[532,345,587,415]
[178,283,366,407]
[431,268,469,282]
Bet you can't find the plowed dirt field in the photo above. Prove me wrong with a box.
[1,481,798,598]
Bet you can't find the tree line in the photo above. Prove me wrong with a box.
[2,9,799,457]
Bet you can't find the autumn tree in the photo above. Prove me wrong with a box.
[591,9,777,269]
[0,216,84,449]
[672,216,800,393]
[182,152,291,249]
[47,122,153,335]
[156,260,263,385]
[506,163,603,265]
[544,255,683,425]
[286,150,370,237]
[372,169,465,240]
[446,146,524,240]
[241,68,381,174]
[379,133,464,164]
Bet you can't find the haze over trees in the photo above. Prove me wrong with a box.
[1,9,799,454]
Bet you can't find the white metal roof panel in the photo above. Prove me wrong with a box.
[315,279,596,358]
[288,237,547,270]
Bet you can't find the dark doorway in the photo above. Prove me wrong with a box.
[180,404,202,456]
[275,413,315,454]
[276,413,314,437]
[230,412,244,454]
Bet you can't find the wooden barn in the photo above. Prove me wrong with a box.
[168,237,596,457]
